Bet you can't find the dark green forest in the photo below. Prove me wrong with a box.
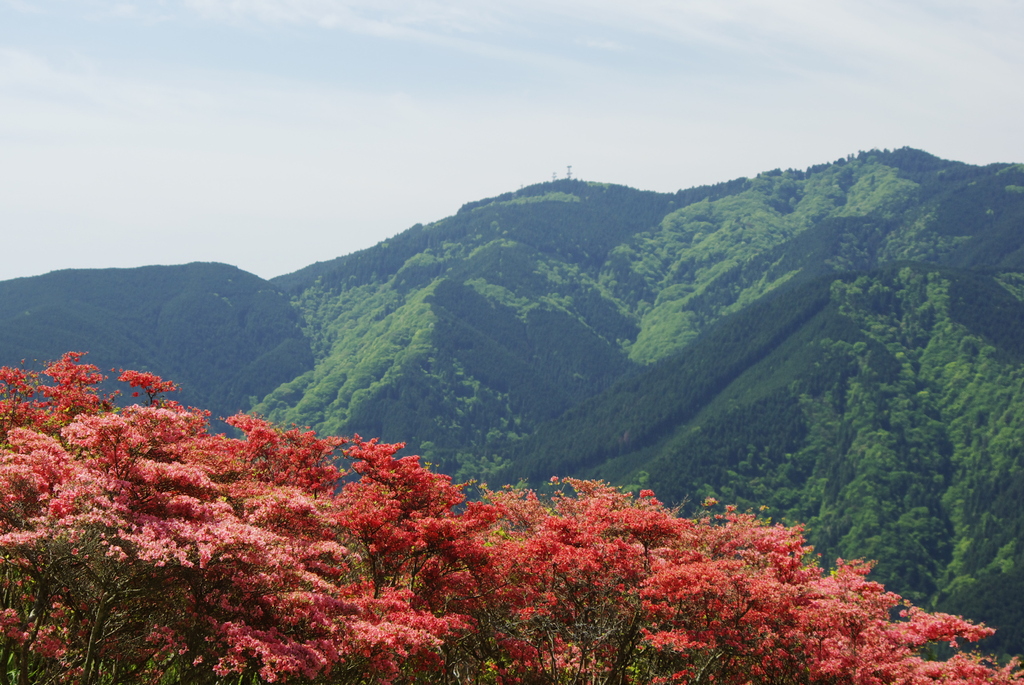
[4,148,1024,654]
[0,263,313,419]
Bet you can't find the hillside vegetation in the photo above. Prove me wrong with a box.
[0,263,313,418]
[514,264,1024,654]
[260,149,1024,478]
[5,147,1024,654]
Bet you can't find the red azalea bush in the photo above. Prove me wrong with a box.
[0,353,1018,684]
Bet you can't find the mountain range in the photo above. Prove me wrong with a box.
[3,147,1024,654]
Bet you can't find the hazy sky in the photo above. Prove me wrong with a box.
[2,1,1023,282]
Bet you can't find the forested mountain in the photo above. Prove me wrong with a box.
[4,147,1024,653]
[259,148,1024,479]
[0,263,313,418]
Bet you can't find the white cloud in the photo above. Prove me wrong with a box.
[151,0,1024,123]
[179,0,506,36]
[12,2,1024,91]
[575,37,624,52]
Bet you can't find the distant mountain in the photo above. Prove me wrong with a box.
[259,148,1024,478]
[4,148,1024,653]
[0,263,313,418]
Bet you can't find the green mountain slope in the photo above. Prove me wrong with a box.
[259,148,1024,481]
[260,180,693,476]
[0,263,313,418]
[511,264,1024,654]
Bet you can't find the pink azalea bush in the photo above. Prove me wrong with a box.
[0,353,1018,684]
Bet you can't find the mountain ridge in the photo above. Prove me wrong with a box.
[255,148,1024,466]
[0,262,313,419]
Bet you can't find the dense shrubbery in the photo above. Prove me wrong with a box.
[0,354,1018,684]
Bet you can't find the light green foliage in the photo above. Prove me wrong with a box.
[465,278,535,318]
[784,267,1024,612]
[795,165,852,220]
[880,210,972,264]
[799,270,958,600]
[996,272,1024,301]
[836,164,919,218]
[491,191,581,206]
[620,161,921,363]
[630,301,703,361]
[621,188,803,363]
[257,281,438,434]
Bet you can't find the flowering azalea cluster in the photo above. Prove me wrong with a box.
[0,353,1019,685]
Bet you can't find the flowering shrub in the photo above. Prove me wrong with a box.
[0,353,1018,684]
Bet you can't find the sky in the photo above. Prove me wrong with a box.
[2,1,1023,283]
